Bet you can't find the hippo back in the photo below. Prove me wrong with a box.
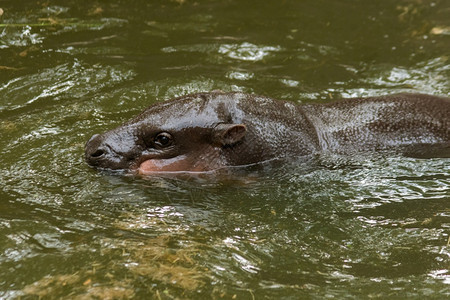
[302,93,450,157]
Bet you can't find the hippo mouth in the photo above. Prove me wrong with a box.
[137,155,212,174]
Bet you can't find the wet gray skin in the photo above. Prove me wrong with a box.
[85,92,450,173]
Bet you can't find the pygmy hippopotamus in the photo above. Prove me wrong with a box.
[85,92,449,174]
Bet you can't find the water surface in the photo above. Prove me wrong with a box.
[0,0,449,298]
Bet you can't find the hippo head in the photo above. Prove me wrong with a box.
[85,92,249,174]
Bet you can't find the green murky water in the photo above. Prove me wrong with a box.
[1,0,449,298]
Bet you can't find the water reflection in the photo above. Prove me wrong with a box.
[218,42,281,61]
[0,61,135,114]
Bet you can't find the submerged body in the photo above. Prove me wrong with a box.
[85,92,449,174]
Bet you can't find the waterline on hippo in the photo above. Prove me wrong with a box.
[85,92,449,176]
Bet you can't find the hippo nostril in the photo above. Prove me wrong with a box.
[91,149,105,158]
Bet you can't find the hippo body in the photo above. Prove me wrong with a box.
[85,92,449,174]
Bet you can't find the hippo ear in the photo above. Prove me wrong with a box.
[214,123,247,146]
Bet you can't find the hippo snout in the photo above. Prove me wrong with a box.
[85,134,109,167]
[85,133,133,170]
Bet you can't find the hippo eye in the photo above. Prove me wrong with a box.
[154,132,173,148]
